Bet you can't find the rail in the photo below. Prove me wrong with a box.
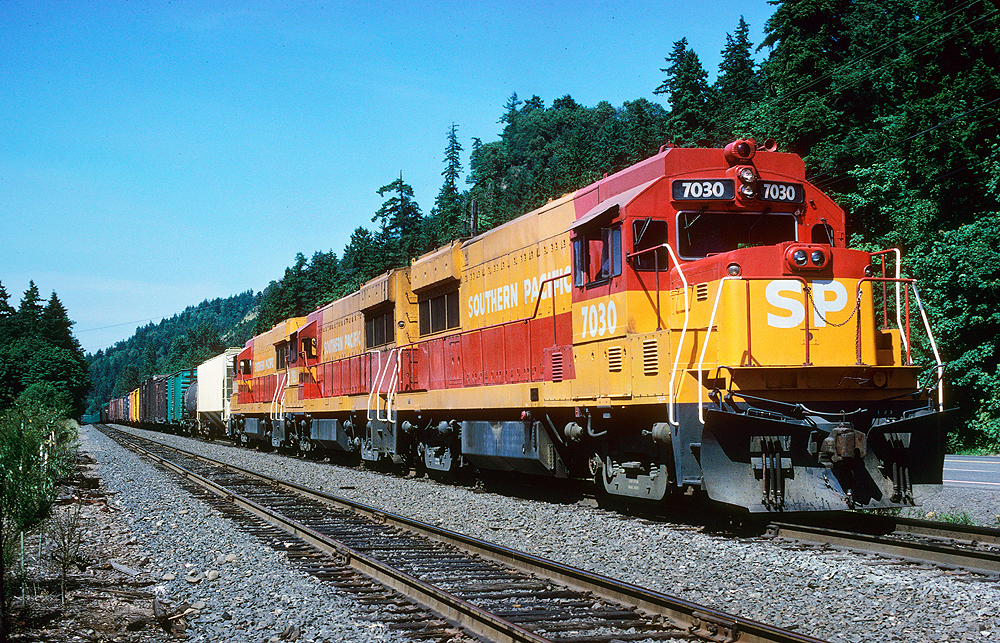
[626,243,689,426]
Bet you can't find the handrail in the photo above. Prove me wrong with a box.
[911,285,945,411]
[697,276,740,425]
[366,349,385,422]
[870,249,905,352]
[853,277,916,365]
[626,243,689,426]
[270,372,287,421]
[379,348,402,422]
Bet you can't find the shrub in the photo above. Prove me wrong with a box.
[0,398,78,639]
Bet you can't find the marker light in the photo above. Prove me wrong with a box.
[727,263,742,277]
[724,139,757,164]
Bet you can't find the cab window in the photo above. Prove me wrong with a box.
[677,211,797,258]
[632,219,669,270]
[573,226,621,287]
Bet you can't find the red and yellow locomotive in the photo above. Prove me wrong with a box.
[230,140,948,512]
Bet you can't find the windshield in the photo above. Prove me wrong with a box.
[677,211,797,258]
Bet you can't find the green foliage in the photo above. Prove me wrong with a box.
[935,511,976,526]
[908,217,1000,448]
[1,398,78,630]
[655,38,712,144]
[0,282,90,418]
[374,176,425,267]
[86,291,258,409]
[426,123,467,247]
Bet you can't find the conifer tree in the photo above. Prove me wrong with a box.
[428,123,466,245]
[712,17,762,141]
[16,281,43,340]
[39,292,81,353]
[655,38,712,144]
[373,175,424,265]
[0,281,14,344]
[756,0,851,172]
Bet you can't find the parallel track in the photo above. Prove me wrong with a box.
[95,424,831,643]
[766,517,1000,577]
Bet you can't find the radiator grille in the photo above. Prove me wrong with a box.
[551,351,564,382]
[607,346,623,372]
[696,283,710,302]
[643,339,658,376]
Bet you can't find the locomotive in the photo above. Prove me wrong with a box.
[106,139,950,513]
[222,139,949,513]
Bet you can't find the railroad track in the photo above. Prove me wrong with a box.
[765,516,1000,577]
[95,424,830,643]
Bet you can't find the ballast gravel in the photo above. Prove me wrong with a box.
[80,426,408,643]
[90,425,1000,643]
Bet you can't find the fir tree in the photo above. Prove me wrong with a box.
[16,281,44,340]
[39,292,81,353]
[655,38,712,144]
[712,17,763,141]
[373,175,424,265]
[428,123,466,245]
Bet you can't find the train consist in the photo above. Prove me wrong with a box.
[103,349,240,439]
[104,140,950,513]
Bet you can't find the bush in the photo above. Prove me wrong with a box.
[0,397,78,638]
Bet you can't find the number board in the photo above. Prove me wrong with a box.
[673,179,735,200]
[759,181,804,203]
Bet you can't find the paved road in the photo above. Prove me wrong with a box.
[943,454,1000,490]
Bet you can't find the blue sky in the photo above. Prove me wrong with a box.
[1,0,776,354]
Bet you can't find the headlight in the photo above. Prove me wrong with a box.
[727,263,742,276]
[738,167,755,183]
[739,184,756,197]
[793,249,808,266]
[810,250,825,266]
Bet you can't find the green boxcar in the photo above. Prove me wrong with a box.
[167,369,197,433]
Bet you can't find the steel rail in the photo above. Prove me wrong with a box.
[98,425,548,643]
[98,424,832,643]
[767,521,1000,577]
[891,516,1000,547]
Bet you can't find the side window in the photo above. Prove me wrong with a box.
[812,222,835,246]
[632,219,669,270]
[365,307,395,348]
[276,342,288,369]
[301,336,316,360]
[573,226,621,287]
[419,289,460,335]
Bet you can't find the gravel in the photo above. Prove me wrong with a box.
[79,425,408,643]
[89,425,1000,643]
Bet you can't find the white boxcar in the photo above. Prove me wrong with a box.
[196,347,241,438]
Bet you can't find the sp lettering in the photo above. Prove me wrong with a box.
[764,280,848,329]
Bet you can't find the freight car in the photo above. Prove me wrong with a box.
[227,139,950,513]
[192,347,241,438]
[105,367,198,433]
